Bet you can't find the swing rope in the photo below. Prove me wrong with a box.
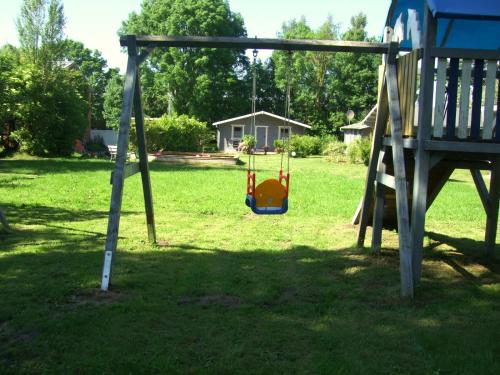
[281,51,292,175]
[247,49,258,197]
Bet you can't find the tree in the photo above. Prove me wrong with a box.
[328,13,379,134]
[16,0,65,72]
[103,71,124,130]
[121,0,248,123]
[62,39,113,130]
[11,0,87,156]
[273,17,339,135]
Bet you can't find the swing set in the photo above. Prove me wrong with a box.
[100,35,389,291]
[245,49,291,215]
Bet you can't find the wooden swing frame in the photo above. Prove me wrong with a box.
[99,34,391,291]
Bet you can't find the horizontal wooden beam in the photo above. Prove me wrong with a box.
[376,172,396,190]
[424,140,500,154]
[110,162,141,184]
[120,35,391,54]
[430,47,500,61]
[383,137,418,149]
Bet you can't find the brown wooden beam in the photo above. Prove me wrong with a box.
[120,35,391,54]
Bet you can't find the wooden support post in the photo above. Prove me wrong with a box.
[386,45,414,298]
[134,68,156,243]
[372,151,386,254]
[100,36,138,291]
[485,157,500,256]
[470,169,490,213]
[410,5,436,286]
[357,69,389,247]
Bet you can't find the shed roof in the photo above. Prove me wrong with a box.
[212,111,312,129]
[340,123,371,131]
[387,0,500,50]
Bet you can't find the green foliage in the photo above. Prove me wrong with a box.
[121,0,248,123]
[62,39,114,129]
[84,135,107,153]
[328,14,379,135]
[239,135,256,154]
[322,139,347,162]
[130,114,211,153]
[0,45,21,126]
[273,139,286,153]
[346,137,371,165]
[289,135,322,158]
[103,72,124,130]
[16,0,66,71]
[273,17,339,136]
[11,65,87,156]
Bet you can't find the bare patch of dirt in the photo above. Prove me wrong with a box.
[178,294,243,307]
[68,289,124,307]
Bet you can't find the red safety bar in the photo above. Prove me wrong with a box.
[278,169,290,198]
[247,169,256,197]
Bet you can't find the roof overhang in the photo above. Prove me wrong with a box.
[212,111,312,129]
[386,0,500,50]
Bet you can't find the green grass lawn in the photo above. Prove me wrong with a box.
[0,154,499,374]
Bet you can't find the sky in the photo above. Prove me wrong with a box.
[0,0,391,72]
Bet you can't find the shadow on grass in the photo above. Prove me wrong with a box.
[0,202,140,253]
[425,231,500,279]
[0,231,499,373]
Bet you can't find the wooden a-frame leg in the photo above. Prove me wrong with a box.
[101,39,138,291]
[485,156,500,256]
[372,151,386,254]
[357,73,389,247]
[386,52,414,298]
[134,69,156,243]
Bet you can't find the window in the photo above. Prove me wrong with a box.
[232,125,244,140]
[279,126,291,139]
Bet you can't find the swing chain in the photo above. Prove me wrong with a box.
[249,49,258,173]
[281,51,292,174]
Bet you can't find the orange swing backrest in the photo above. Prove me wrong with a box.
[254,178,287,208]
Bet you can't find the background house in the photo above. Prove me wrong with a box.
[340,105,377,144]
[213,111,311,152]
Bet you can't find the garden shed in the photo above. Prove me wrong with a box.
[340,105,377,144]
[212,111,311,152]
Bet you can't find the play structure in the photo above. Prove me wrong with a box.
[245,50,291,215]
[355,0,500,297]
[100,0,500,298]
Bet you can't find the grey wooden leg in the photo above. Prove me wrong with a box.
[485,157,500,256]
[386,56,414,298]
[101,40,138,291]
[372,151,387,254]
[133,69,156,243]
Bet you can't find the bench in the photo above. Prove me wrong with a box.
[107,145,136,161]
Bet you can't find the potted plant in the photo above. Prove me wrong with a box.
[240,135,256,154]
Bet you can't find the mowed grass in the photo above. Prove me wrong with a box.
[0,154,499,374]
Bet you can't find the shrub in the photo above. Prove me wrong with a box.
[273,139,286,153]
[289,135,321,158]
[346,137,371,165]
[85,135,107,153]
[11,65,87,156]
[239,135,256,154]
[323,139,347,162]
[130,114,212,153]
